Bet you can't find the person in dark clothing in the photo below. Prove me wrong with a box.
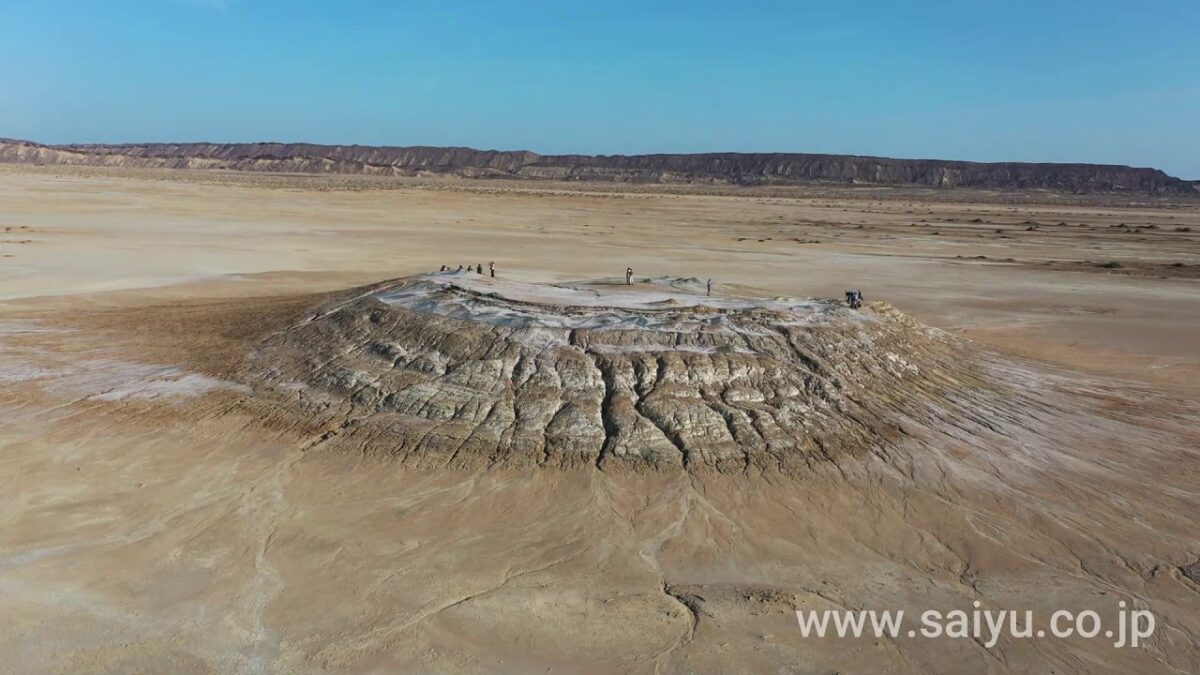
[489,261,495,277]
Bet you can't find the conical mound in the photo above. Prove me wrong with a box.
[243,273,1014,473]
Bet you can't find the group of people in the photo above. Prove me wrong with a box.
[845,289,865,309]
[439,261,496,277]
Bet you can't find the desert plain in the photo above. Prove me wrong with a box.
[1,166,1198,674]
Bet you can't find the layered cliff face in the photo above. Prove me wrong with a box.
[2,137,1195,193]
[240,274,1025,474]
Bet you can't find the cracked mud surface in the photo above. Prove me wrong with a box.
[243,273,1010,475]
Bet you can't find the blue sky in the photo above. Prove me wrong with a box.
[2,1,1198,177]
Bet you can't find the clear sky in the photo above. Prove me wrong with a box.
[3,1,1198,178]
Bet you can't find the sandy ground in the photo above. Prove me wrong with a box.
[1,167,1198,673]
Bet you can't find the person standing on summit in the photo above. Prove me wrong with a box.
[625,267,633,285]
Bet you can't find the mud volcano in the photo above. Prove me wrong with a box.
[245,273,1004,473]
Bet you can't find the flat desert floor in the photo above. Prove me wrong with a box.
[1,167,1198,673]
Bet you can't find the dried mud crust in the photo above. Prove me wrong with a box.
[238,273,1025,474]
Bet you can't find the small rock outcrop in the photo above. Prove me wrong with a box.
[242,274,1015,473]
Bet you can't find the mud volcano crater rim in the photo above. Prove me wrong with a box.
[366,272,846,334]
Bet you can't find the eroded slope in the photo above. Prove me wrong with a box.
[243,274,1014,473]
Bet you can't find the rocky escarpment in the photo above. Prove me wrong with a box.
[2,137,1195,194]
[240,274,1027,474]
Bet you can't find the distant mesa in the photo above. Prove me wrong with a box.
[239,273,1026,474]
[1,137,1196,194]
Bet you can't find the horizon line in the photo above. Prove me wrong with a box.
[3,136,1193,180]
